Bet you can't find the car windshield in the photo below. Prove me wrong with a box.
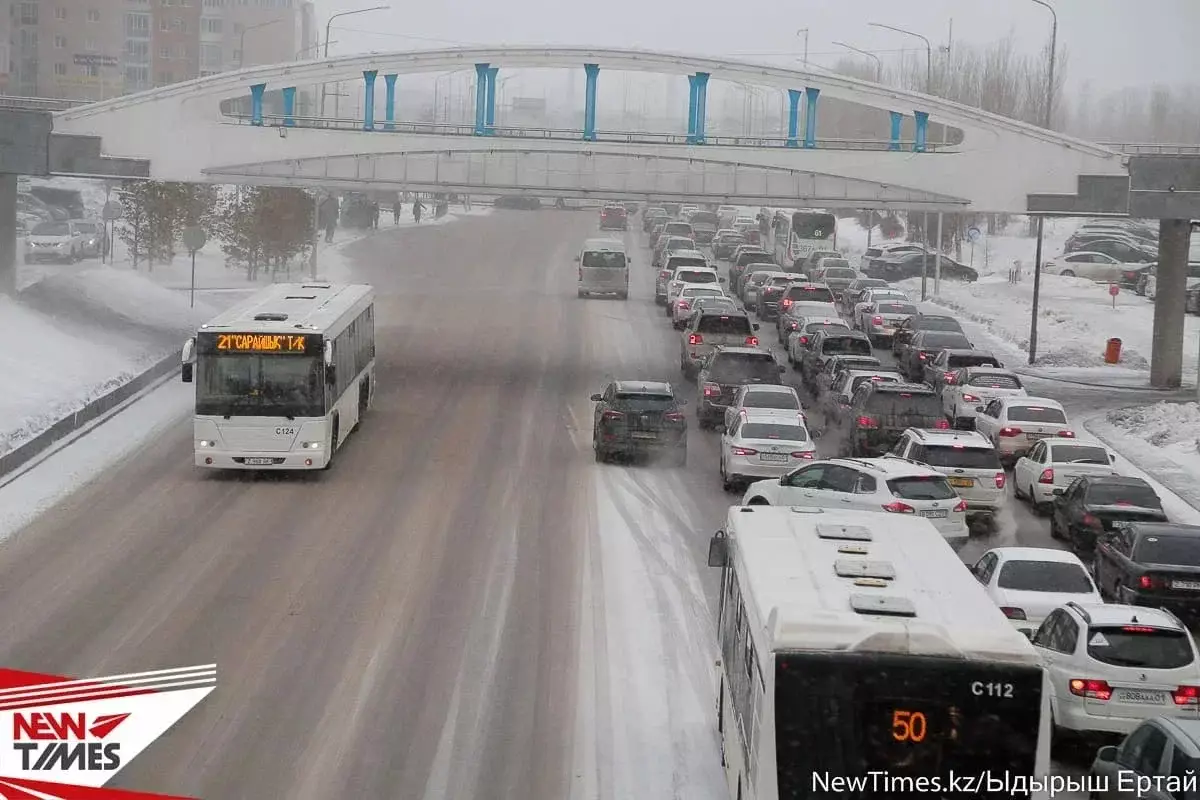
[822,266,855,277]
[1085,483,1162,508]
[1049,444,1108,465]
[709,355,779,384]
[920,332,972,349]
[676,270,716,283]
[968,373,1023,390]
[665,224,692,235]
[1086,626,1193,669]
[1006,405,1067,423]
[886,475,957,500]
[668,257,707,269]
[738,252,771,266]
[581,251,626,268]
[876,302,917,315]
[666,238,694,251]
[73,222,97,233]
[948,354,1001,369]
[741,423,807,441]
[32,222,70,236]
[784,286,835,303]
[915,316,964,332]
[917,445,1002,470]
[693,299,738,314]
[697,315,751,334]
[613,393,675,411]
[996,561,1095,593]
[742,391,799,410]
[682,287,723,299]
[806,322,850,334]
[821,336,872,356]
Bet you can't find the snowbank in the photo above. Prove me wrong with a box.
[33,266,220,333]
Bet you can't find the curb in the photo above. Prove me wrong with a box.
[1083,412,1200,515]
[0,349,182,480]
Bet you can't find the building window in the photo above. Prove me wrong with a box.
[84,65,99,78]
[181,0,192,5]
[125,40,150,63]
[200,69,219,77]
[161,0,174,6]
[55,7,67,21]
[125,64,149,84]
[231,48,241,63]
[232,22,244,35]
[126,12,151,35]
[85,39,98,52]
[54,35,67,49]
[87,9,101,22]
[177,45,188,59]
[19,3,38,24]
[156,71,175,85]
[159,18,169,31]
[54,63,66,76]
[203,0,224,7]
[200,44,222,67]
[172,18,187,33]
[201,17,222,34]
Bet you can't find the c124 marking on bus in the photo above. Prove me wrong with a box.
[971,681,1014,698]
[275,427,297,436]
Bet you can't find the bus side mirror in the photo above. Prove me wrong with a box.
[181,338,195,383]
[707,530,728,568]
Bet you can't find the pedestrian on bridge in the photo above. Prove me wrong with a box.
[413,197,424,224]
[393,202,402,225]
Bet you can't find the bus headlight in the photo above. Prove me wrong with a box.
[300,441,322,449]
[197,440,216,448]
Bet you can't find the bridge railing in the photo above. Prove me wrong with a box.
[0,95,89,111]
[1099,142,1200,156]
[226,113,945,152]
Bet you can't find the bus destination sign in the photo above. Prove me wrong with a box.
[215,333,311,354]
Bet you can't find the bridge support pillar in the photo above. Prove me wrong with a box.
[582,63,599,141]
[802,87,819,149]
[888,111,903,151]
[383,74,397,131]
[473,63,489,136]
[694,72,709,143]
[485,67,498,134]
[362,70,378,130]
[281,87,296,126]
[913,110,929,152]
[0,174,14,295]
[250,83,266,126]
[686,75,699,143]
[1150,219,1192,388]
[786,89,802,148]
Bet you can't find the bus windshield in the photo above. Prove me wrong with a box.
[197,354,325,417]
[791,212,837,239]
[775,652,1042,797]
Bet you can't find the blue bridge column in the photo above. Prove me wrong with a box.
[473,63,489,136]
[686,74,699,143]
[383,74,397,131]
[485,67,498,134]
[913,110,929,152]
[786,89,802,148]
[362,70,377,131]
[889,111,903,151]
[694,72,710,143]
[249,82,266,126]
[583,63,599,141]
[281,86,296,127]
[802,87,820,149]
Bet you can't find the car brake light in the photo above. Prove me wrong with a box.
[794,451,815,459]
[1123,625,1158,633]
[1068,679,1112,700]
[872,315,883,325]
[998,426,1023,437]
[1173,686,1200,706]
[918,352,927,360]
[799,335,809,345]
[678,301,689,310]
[1139,575,1169,590]
[952,498,968,512]
[856,415,879,429]
[961,393,980,402]
[745,336,759,346]
[943,372,957,384]
[1038,468,1054,484]
[732,447,757,456]
[1082,513,1101,528]
[882,501,915,513]
[663,412,685,422]
[994,472,1006,489]
[1000,607,1026,620]
[934,419,950,429]
[601,410,624,420]
[1057,430,1076,438]
[781,298,793,308]
[688,333,703,345]
[703,383,720,397]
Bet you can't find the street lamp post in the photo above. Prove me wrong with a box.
[319,5,390,119]
[832,41,883,83]
[796,29,809,67]
[239,18,283,69]
[1027,0,1058,365]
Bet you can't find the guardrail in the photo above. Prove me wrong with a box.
[1099,142,1200,156]
[0,95,88,111]
[226,114,945,152]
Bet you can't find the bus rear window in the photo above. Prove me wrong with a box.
[581,252,625,268]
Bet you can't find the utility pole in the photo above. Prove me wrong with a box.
[796,29,809,67]
[319,5,390,119]
[1027,0,1057,365]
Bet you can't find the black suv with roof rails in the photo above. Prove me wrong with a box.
[694,346,785,430]
[891,313,966,359]
[590,380,688,466]
[798,329,873,391]
[830,381,948,457]
[729,248,774,294]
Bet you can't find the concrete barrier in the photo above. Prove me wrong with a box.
[0,348,182,479]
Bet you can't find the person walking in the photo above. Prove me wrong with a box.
[413,197,424,223]
[393,201,402,225]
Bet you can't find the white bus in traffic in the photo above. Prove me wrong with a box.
[181,282,375,470]
[706,506,1050,800]
[771,209,838,269]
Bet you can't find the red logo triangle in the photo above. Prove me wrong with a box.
[87,713,130,739]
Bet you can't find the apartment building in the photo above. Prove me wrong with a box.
[5,0,312,100]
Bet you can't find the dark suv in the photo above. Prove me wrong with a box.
[891,314,965,359]
[695,346,785,429]
[832,382,947,457]
[729,249,774,294]
[590,380,687,466]
[599,205,628,230]
[1050,475,1168,552]
[798,329,873,390]
[897,330,973,382]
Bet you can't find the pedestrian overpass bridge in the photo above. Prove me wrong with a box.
[49,46,1132,214]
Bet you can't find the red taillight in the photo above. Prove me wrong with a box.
[918,352,927,360]
[688,333,703,345]
[1124,625,1158,633]
[872,315,883,325]
[856,415,879,429]
[781,298,793,308]
[943,372,957,384]
[882,501,915,513]
[952,498,968,512]
[1139,575,1169,591]
[794,451,815,459]
[788,321,799,330]
[1082,513,1101,528]
[677,301,689,310]
[799,335,810,345]
[1173,686,1200,706]
[998,426,1023,437]
[732,447,757,456]
[961,393,980,402]
[1069,679,1112,700]
[663,412,685,422]
[1038,468,1054,484]
[703,383,720,397]
[994,472,1006,489]
[1000,607,1027,620]
[1057,430,1076,438]
[933,419,950,429]
[745,336,759,346]
[601,410,624,421]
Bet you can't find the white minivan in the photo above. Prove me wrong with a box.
[576,238,630,299]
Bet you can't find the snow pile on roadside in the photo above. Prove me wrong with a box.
[1107,402,1200,460]
[35,266,220,333]
[1087,402,1200,517]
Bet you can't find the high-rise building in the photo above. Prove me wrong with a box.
[4,0,312,100]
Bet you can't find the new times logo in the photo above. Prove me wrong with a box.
[10,711,127,771]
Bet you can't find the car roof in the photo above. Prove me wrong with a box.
[613,380,673,394]
[712,346,772,356]
[582,238,626,250]
[987,546,1087,565]
[741,384,796,394]
[1000,395,1064,408]
[823,456,944,478]
[904,428,994,447]
[1066,602,1184,630]
[868,382,936,395]
[668,250,707,259]
[941,348,997,357]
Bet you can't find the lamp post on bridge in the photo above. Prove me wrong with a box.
[1026,0,1058,365]
[795,29,809,67]
[832,41,883,83]
[319,5,390,120]
[238,18,283,69]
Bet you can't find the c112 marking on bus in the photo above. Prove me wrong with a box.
[971,681,1014,698]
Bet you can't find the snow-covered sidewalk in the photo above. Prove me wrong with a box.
[1086,401,1200,514]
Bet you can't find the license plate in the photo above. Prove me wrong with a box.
[919,509,948,519]
[1026,432,1049,440]
[1173,580,1200,591]
[1116,690,1166,705]
[759,453,789,463]
[948,477,974,488]
[631,432,656,440]
[244,457,275,465]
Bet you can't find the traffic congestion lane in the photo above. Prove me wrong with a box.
[0,210,602,799]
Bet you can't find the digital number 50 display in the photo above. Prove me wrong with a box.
[891,710,927,743]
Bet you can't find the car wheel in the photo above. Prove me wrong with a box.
[1060,270,1075,278]
[1049,515,1062,540]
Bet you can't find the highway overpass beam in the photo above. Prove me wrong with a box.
[281,87,296,127]
[0,175,14,294]
[250,83,266,126]
[362,70,378,131]
[786,89,801,148]
[694,72,710,143]
[485,67,498,134]
[889,111,903,151]
[583,64,599,141]
[913,110,929,153]
[686,75,699,144]
[383,74,397,131]
[803,87,819,149]
[473,63,489,136]
[1150,218,1192,388]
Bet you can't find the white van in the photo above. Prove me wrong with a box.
[576,238,630,299]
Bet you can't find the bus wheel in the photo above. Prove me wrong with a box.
[323,418,339,471]
[359,378,370,415]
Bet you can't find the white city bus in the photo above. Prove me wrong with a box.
[181,282,375,470]
[771,209,838,269]
[706,506,1050,800]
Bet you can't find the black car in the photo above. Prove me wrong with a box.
[922,348,1002,391]
[494,195,542,210]
[712,232,747,260]
[892,314,966,359]
[729,249,774,294]
[870,252,978,282]
[600,204,628,230]
[798,330,873,392]
[591,380,687,465]
[832,382,946,457]
[898,330,974,382]
[694,346,785,429]
[642,208,668,232]
[1050,475,1168,552]
[1093,521,1200,617]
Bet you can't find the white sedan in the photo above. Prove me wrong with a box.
[941,367,1027,429]
[671,285,728,328]
[1042,251,1131,282]
[1013,439,1120,511]
[719,409,816,491]
[973,396,1075,467]
[969,547,1101,635]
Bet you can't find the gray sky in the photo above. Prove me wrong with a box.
[314,0,1198,92]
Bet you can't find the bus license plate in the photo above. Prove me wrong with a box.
[1116,689,1166,705]
[759,453,788,463]
[244,458,275,465]
[919,510,948,519]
